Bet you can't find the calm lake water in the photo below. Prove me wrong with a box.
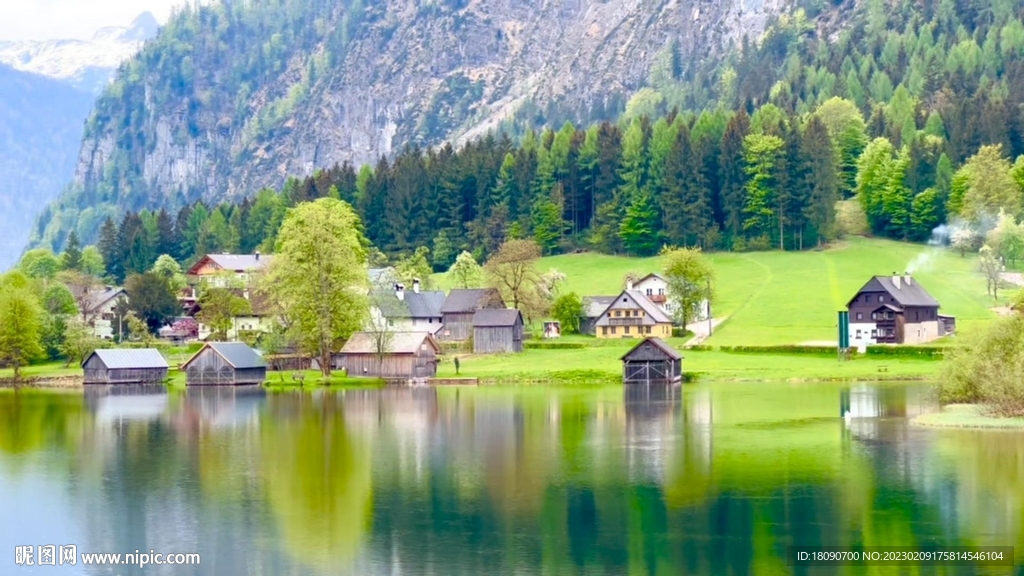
[1,382,1022,575]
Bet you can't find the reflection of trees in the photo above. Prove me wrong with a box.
[0,391,86,456]
[261,393,373,571]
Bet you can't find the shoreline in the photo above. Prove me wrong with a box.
[911,404,1024,429]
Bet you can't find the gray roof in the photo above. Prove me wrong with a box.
[83,348,168,369]
[620,337,683,361]
[371,289,445,319]
[440,289,503,313]
[339,332,440,354]
[185,342,266,369]
[85,287,125,313]
[595,291,673,326]
[850,276,940,308]
[473,308,523,327]
[582,296,617,319]
[368,267,399,286]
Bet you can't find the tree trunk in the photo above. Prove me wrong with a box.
[319,345,332,378]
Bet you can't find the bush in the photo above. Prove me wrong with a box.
[718,344,838,356]
[941,314,1024,417]
[863,346,945,358]
[525,341,586,350]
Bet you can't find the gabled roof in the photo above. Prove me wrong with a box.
[440,288,504,313]
[634,273,666,285]
[368,267,399,286]
[847,275,940,308]
[183,342,266,369]
[596,291,673,325]
[472,308,523,327]
[371,289,446,319]
[620,337,683,361]
[84,286,126,313]
[339,331,441,355]
[582,296,617,319]
[187,254,272,275]
[83,348,168,369]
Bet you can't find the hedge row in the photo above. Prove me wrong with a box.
[862,346,946,358]
[717,345,839,356]
[525,341,587,350]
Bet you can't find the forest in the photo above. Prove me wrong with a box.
[32,0,1024,275]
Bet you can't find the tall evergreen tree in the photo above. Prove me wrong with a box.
[62,230,83,271]
[98,217,122,281]
[720,111,751,242]
[801,116,839,245]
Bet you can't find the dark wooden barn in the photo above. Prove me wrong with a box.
[182,342,267,386]
[334,332,441,379]
[82,349,169,385]
[440,289,506,342]
[620,338,683,384]
[472,309,524,354]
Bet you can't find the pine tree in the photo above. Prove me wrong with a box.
[98,217,122,281]
[720,111,751,241]
[62,230,83,271]
[742,133,785,243]
[619,191,660,256]
[801,116,839,245]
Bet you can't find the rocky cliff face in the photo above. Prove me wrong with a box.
[41,0,792,246]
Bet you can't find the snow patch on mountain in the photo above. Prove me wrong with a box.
[0,12,158,94]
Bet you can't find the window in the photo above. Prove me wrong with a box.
[614,311,621,317]
[871,329,878,338]
[646,288,653,296]
[856,329,862,338]
[658,288,665,295]
[645,326,652,334]
[878,295,884,302]
[887,328,895,337]
[602,327,608,335]
[611,327,617,335]
[624,326,631,334]
[856,313,862,320]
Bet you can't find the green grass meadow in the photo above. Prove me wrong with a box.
[438,237,1000,346]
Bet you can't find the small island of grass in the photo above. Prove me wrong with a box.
[912,404,1024,429]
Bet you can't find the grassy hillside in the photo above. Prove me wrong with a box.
[439,237,1001,346]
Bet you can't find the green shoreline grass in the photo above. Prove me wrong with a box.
[911,404,1024,429]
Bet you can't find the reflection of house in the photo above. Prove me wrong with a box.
[439,288,505,341]
[183,386,266,428]
[182,342,268,386]
[84,385,168,423]
[847,274,954,348]
[369,281,445,334]
[595,291,673,339]
[335,332,441,378]
[82,349,169,385]
[79,286,126,339]
[621,337,683,383]
[580,296,616,336]
[472,309,525,354]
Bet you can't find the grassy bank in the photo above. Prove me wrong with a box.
[436,237,1000,346]
[912,404,1024,429]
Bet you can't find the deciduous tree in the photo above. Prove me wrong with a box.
[125,272,179,333]
[447,251,483,289]
[551,292,583,334]
[0,286,44,379]
[197,287,253,340]
[662,247,715,328]
[485,239,542,312]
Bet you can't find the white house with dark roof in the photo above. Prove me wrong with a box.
[186,253,272,287]
[368,280,445,334]
[594,291,674,339]
[78,286,126,340]
[846,274,955,349]
[627,273,708,323]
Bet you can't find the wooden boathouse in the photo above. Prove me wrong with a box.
[82,349,169,385]
[335,332,441,378]
[182,342,267,386]
[620,338,683,384]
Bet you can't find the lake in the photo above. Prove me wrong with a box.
[1,382,1022,575]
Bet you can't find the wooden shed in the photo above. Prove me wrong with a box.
[334,332,441,379]
[182,342,267,386]
[472,309,524,354]
[439,288,505,342]
[82,349,169,385]
[620,338,683,384]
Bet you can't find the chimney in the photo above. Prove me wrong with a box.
[395,283,405,301]
[626,277,634,291]
[904,272,912,285]
[412,278,421,294]
[255,250,260,261]
[892,272,901,290]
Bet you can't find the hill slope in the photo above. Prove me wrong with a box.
[0,64,94,268]
[35,0,792,247]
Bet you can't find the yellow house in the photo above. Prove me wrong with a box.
[594,290,674,339]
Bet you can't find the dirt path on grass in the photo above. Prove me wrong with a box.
[685,318,725,347]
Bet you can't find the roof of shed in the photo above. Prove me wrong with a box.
[848,275,940,308]
[83,348,168,369]
[339,332,440,354]
[620,337,684,361]
[582,296,617,318]
[472,308,523,327]
[183,342,266,369]
[440,289,503,313]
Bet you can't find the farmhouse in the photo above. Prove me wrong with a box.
[369,280,445,334]
[580,296,617,336]
[82,349,169,385]
[77,286,126,339]
[621,337,683,384]
[472,309,525,354]
[628,273,708,322]
[847,274,955,347]
[439,288,505,341]
[182,342,268,386]
[186,252,272,287]
[595,291,674,339]
[335,332,441,378]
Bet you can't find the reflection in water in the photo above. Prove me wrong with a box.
[0,383,1021,574]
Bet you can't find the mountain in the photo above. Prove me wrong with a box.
[0,64,94,268]
[34,0,792,248]
[0,12,159,94]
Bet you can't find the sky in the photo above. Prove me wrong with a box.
[0,0,188,41]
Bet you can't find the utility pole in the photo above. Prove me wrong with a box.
[706,278,712,336]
